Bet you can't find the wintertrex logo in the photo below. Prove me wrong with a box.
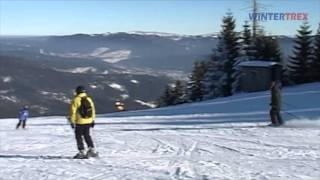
[249,12,308,21]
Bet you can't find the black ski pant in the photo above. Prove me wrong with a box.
[16,120,26,129]
[270,108,283,125]
[75,124,94,151]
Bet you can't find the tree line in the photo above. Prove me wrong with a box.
[158,12,320,107]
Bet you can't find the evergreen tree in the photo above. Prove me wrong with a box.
[232,21,257,93]
[242,21,251,55]
[203,52,225,100]
[157,85,174,107]
[157,80,186,107]
[231,56,246,94]
[217,12,240,97]
[264,37,282,62]
[242,21,255,58]
[253,28,266,59]
[287,22,313,84]
[186,61,208,102]
[281,66,292,86]
[171,80,186,105]
[311,24,320,81]
[254,33,282,62]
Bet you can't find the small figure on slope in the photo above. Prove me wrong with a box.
[16,105,29,129]
[115,101,125,112]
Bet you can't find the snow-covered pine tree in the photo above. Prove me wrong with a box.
[264,36,282,62]
[186,61,208,102]
[218,12,240,97]
[203,49,225,100]
[242,21,256,58]
[232,21,256,93]
[157,80,186,107]
[171,80,186,105]
[252,28,265,59]
[287,22,313,84]
[311,24,320,81]
[254,29,282,62]
[281,66,292,86]
[231,56,247,94]
[157,85,174,107]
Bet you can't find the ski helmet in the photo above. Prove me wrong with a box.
[75,85,86,94]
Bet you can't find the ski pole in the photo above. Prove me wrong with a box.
[91,123,98,151]
[283,101,299,109]
[282,110,303,120]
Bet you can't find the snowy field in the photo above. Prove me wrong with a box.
[0,83,319,180]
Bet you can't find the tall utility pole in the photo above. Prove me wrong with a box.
[252,0,258,39]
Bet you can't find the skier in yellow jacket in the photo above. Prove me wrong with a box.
[69,85,98,158]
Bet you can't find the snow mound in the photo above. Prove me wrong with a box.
[130,79,139,84]
[1,76,12,83]
[109,83,126,92]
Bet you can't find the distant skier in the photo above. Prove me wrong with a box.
[115,101,125,111]
[16,105,29,129]
[269,81,284,126]
[69,85,98,159]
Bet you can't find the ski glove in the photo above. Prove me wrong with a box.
[91,121,95,128]
[70,123,75,129]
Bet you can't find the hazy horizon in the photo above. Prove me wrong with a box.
[0,30,300,37]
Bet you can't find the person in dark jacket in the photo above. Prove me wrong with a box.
[269,81,284,126]
[16,105,29,129]
[69,86,98,158]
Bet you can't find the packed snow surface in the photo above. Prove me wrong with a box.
[0,83,319,180]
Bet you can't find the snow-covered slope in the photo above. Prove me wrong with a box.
[0,83,319,179]
[104,82,320,121]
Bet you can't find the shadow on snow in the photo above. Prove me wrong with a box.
[0,154,73,160]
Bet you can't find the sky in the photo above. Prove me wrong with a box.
[0,0,319,36]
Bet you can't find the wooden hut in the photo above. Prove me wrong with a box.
[238,60,282,92]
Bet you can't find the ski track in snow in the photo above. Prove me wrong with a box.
[0,116,319,180]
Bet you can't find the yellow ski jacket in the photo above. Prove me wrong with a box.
[69,92,96,125]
